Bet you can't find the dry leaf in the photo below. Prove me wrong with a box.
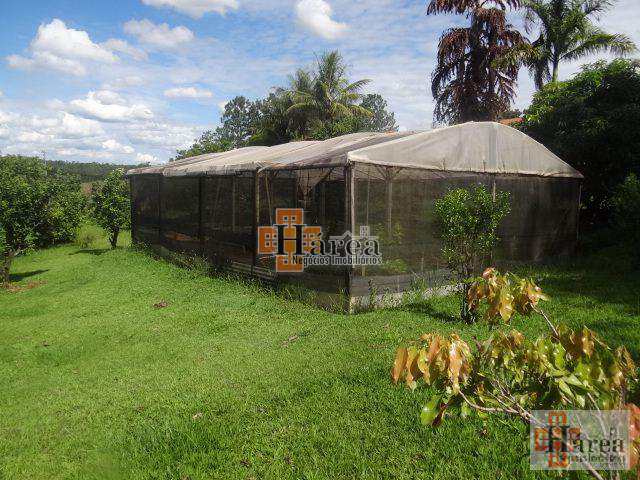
[391,347,407,384]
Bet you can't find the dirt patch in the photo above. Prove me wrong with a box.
[2,281,47,293]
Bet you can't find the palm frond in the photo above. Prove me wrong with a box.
[562,31,638,61]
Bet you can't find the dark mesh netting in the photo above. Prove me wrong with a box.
[349,164,580,297]
[256,167,348,293]
[160,176,200,253]
[494,176,581,261]
[130,161,580,304]
[131,175,160,244]
[202,173,255,266]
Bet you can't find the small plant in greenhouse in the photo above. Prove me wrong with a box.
[433,185,510,322]
[91,169,131,249]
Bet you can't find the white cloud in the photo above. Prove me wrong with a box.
[46,113,106,138]
[141,0,239,18]
[55,147,114,160]
[102,139,135,154]
[127,121,200,150]
[164,86,213,99]
[6,19,118,76]
[7,51,87,76]
[33,19,117,63]
[0,109,14,124]
[93,90,127,105]
[45,99,65,110]
[124,19,194,48]
[102,76,145,90]
[17,131,50,144]
[295,0,347,40]
[103,38,148,61]
[136,152,158,163]
[70,91,154,122]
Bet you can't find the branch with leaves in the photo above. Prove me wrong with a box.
[391,271,639,477]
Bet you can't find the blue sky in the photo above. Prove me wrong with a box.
[1,0,638,164]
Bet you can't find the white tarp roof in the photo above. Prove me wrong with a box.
[348,122,582,178]
[127,122,582,179]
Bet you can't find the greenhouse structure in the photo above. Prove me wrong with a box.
[126,122,583,310]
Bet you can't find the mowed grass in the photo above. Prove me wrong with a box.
[1,234,639,480]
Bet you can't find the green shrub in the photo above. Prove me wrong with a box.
[610,173,640,264]
[0,155,84,283]
[91,169,130,249]
[433,185,510,322]
[74,223,103,249]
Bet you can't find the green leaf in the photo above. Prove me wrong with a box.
[420,395,442,426]
[460,401,472,419]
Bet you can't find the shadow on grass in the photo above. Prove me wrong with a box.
[9,269,48,282]
[394,300,458,323]
[540,267,640,317]
[69,249,111,256]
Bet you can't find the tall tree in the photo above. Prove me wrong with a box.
[357,94,399,132]
[288,51,372,127]
[429,0,525,124]
[506,0,637,89]
[216,96,262,148]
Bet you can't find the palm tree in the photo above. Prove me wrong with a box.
[287,51,372,128]
[429,0,525,124]
[427,0,520,14]
[507,0,637,89]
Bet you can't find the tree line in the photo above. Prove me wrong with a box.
[47,160,149,183]
[0,156,130,283]
[174,51,398,160]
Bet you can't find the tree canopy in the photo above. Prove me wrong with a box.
[519,59,640,227]
[428,0,525,124]
[174,50,398,161]
[505,0,637,89]
[0,155,85,283]
[91,169,131,249]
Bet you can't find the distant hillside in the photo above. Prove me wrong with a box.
[47,160,150,182]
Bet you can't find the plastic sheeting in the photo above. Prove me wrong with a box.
[127,122,582,179]
[348,122,583,178]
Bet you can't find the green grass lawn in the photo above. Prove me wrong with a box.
[1,235,639,480]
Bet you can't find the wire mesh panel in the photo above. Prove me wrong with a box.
[201,172,255,267]
[352,165,483,279]
[160,176,200,253]
[131,175,160,245]
[494,176,581,261]
[129,155,579,308]
[256,167,348,293]
[350,164,580,298]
